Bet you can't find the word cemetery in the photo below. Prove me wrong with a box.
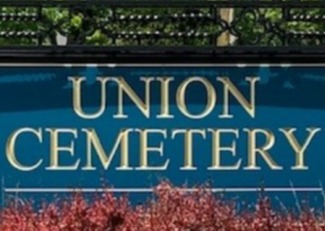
[6,76,320,172]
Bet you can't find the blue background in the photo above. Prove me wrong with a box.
[1,64,325,209]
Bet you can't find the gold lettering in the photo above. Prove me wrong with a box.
[244,128,282,170]
[172,129,206,170]
[218,77,259,118]
[208,129,242,170]
[176,77,217,119]
[6,128,43,171]
[69,77,110,119]
[279,127,321,170]
[113,77,154,119]
[46,128,79,170]
[157,77,174,119]
[136,129,169,170]
[82,128,133,170]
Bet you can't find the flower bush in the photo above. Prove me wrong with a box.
[1,182,325,230]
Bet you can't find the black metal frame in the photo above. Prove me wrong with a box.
[0,0,324,63]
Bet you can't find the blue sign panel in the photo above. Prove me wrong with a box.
[1,63,325,205]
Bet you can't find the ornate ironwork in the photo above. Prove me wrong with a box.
[0,0,323,61]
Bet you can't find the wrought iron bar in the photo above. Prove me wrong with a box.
[0,0,322,62]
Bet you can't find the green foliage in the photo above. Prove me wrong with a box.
[0,5,323,46]
[0,7,38,45]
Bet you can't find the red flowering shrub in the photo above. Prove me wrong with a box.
[1,182,325,230]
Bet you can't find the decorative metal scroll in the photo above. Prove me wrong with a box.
[0,0,324,48]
